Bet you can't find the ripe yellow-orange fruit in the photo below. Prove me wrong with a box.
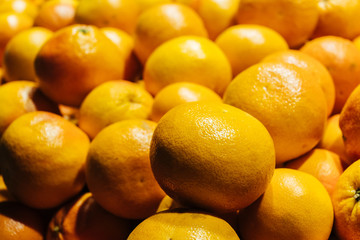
[78,80,153,139]
[127,209,240,240]
[312,0,360,40]
[144,36,232,96]
[236,0,319,48]
[339,84,360,162]
[239,168,334,240]
[0,80,59,136]
[3,27,53,82]
[150,102,275,213]
[150,82,222,122]
[0,12,33,66]
[47,192,134,240]
[34,24,126,107]
[0,111,89,209]
[285,148,344,195]
[215,24,289,76]
[86,119,165,219]
[319,114,350,165]
[74,0,138,34]
[332,159,360,240]
[300,36,360,114]
[133,3,208,64]
[223,62,327,163]
[261,49,335,116]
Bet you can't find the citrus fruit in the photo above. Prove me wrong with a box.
[101,27,141,81]
[332,159,360,240]
[0,111,89,209]
[133,3,208,64]
[318,114,350,165]
[150,102,275,212]
[34,0,78,31]
[312,0,360,40]
[78,80,153,139]
[74,0,138,34]
[0,80,59,136]
[0,12,33,66]
[215,24,289,76]
[300,36,360,114]
[261,49,335,116]
[223,61,328,163]
[0,0,38,18]
[195,0,240,40]
[150,82,222,122]
[285,148,344,195]
[339,84,360,162]
[0,201,46,240]
[235,0,319,48]
[86,119,165,219]
[238,168,334,240]
[127,209,240,240]
[144,36,232,96]
[3,27,53,82]
[47,192,134,240]
[34,24,125,107]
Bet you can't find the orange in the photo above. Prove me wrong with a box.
[3,27,53,82]
[332,159,360,240]
[318,114,350,165]
[127,209,240,240]
[86,119,166,219]
[0,80,59,136]
[312,0,360,40]
[0,12,33,66]
[238,168,334,240]
[236,0,319,48]
[150,82,222,122]
[285,148,344,195]
[34,0,78,31]
[261,49,336,116]
[101,27,141,81]
[47,192,134,240]
[34,24,125,107]
[150,102,275,212]
[194,0,241,40]
[223,62,328,163]
[339,84,360,163]
[0,111,89,209]
[215,24,289,76]
[300,36,360,114]
[74,0,138,34]
[144,36,232,96]
[78,80,153,139]
[133,3,208,64]
[0,0,38,18]
[0,201,46,240]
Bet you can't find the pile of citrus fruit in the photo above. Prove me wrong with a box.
[1,0,360,239]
